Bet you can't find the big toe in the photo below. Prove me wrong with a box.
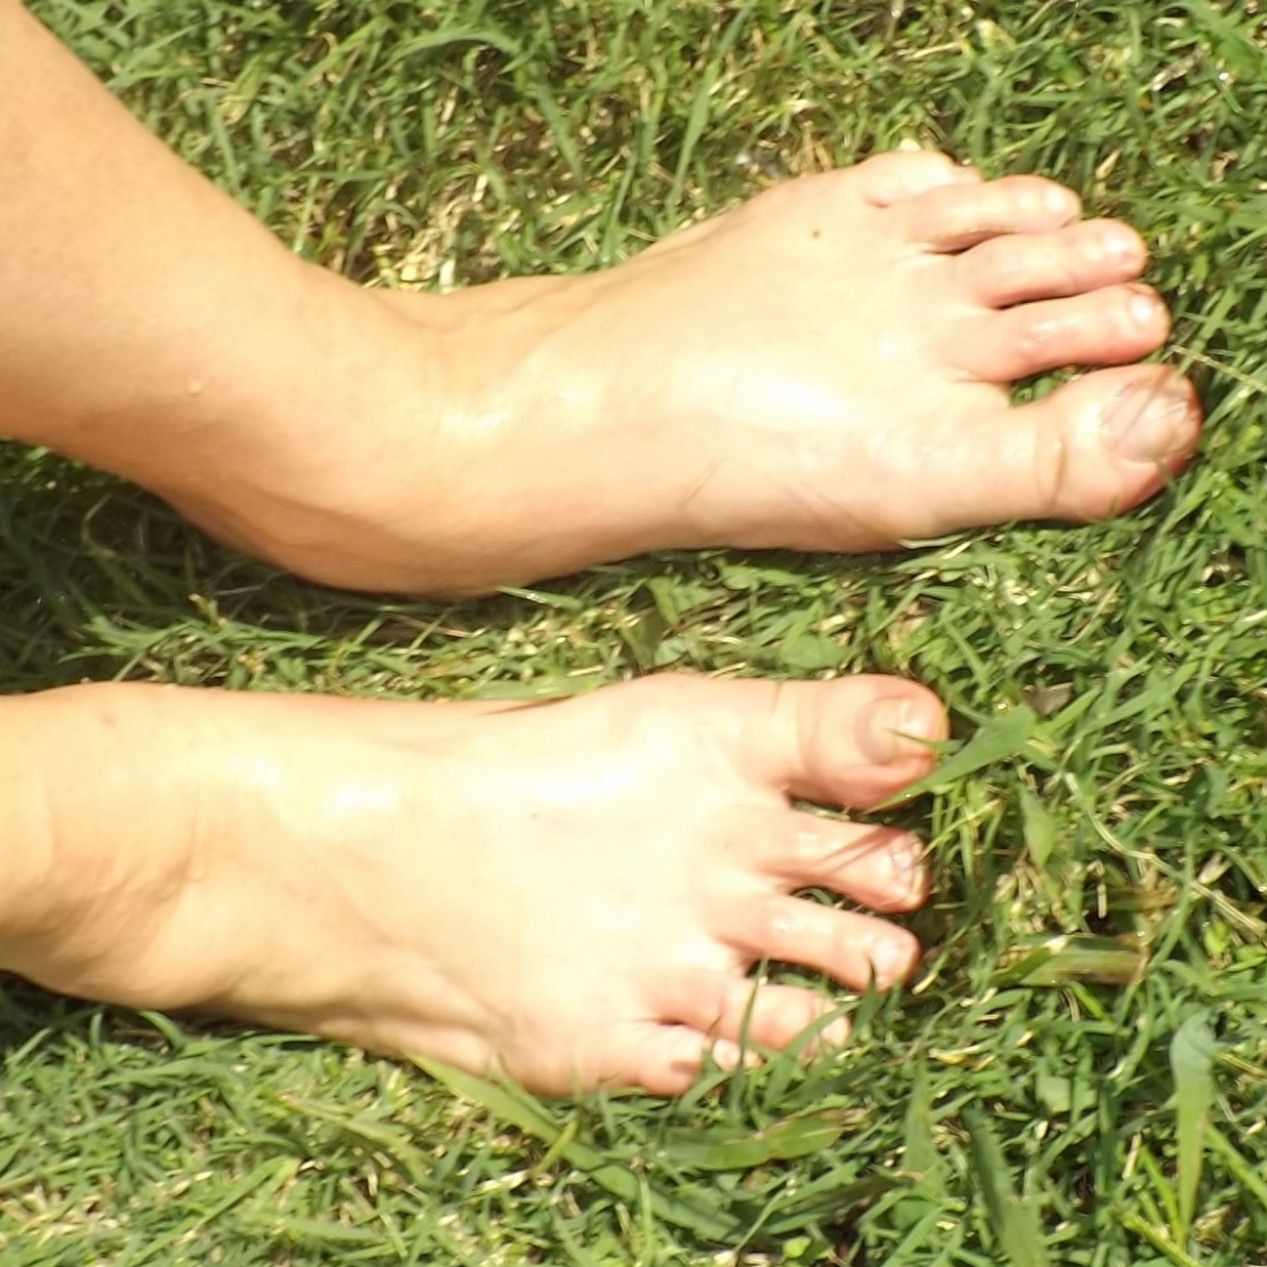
[742,675,948,810]
[1029,366,1203,520]
[923,365,1201,532]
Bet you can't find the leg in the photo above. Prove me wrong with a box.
[1,4,1200,596]
[1,675,946,1095]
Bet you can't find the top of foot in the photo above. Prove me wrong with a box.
[196,149,1202,594]
[18,673,949,1097]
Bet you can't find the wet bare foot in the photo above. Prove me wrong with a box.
[174,150,1201,594]
[7,673,946,1095]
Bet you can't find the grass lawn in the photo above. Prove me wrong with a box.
[3,0,1267,1262]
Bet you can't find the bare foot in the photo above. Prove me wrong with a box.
[170,150,1201,594]
[8,673,946,1095]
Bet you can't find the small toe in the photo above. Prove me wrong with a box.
[903,174,1082,251]
[958,219,1149,308]
[855,149,980,207]
[948,283,1170,382]
[659,970,850,1053]
[747,676,948,810]
[759,814,928,912]
[599,1024,739,1095]
[720,895,922,992]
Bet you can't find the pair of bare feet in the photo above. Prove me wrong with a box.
[11,151,1201,1096]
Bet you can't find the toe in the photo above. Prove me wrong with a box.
[659,970,850,1052]
[762,815,928,912]
[903,174,1081,251]
[600,1025,744,1095]
[1018,365,1203,521]
[919,365,1201,531]
[948,283,1170,381]
[854,149,981,207]
[958,219,1149,308]
[720,895,922,992]
[747,676,947,809]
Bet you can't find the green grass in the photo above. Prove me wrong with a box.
[3,0,1267,1262]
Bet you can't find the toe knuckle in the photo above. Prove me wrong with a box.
[969,246,1010,294]
[1063,263,1090,295]
[752,898,798,953]
[785,823,828,869]
[1031,427,1071,515]
[829,920,863,969]
[1016,315,1058,360]
[903,148,954,174]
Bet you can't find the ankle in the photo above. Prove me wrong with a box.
[0,684,207,1002]
[158,269,473,588]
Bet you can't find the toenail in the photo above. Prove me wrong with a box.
[1106,381,1193,462]
[1128,291,1161,329]
[869,939,911,988]
[1044,185,1078,217]
[1104,229,1141,264]
[819,1015,851,1048]
[860,699,936,765]
[890,840,921,886]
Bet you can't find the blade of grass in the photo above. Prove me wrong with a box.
[1169,1011,1217,1245]
[963,1105,1050,1267]
[666,0,758,211]
[877,703,1037,807]
[1114,1206,1206,1267]
[1205,1124,1267,1216]
[994,934,1146,987]
[414,1057,741,1242]
[661,1108,850,1171]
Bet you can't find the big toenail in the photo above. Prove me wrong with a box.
[887,846,923,901]
[890,841,920,884]
[1106,381,1191,462]
[860,699,934,764]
